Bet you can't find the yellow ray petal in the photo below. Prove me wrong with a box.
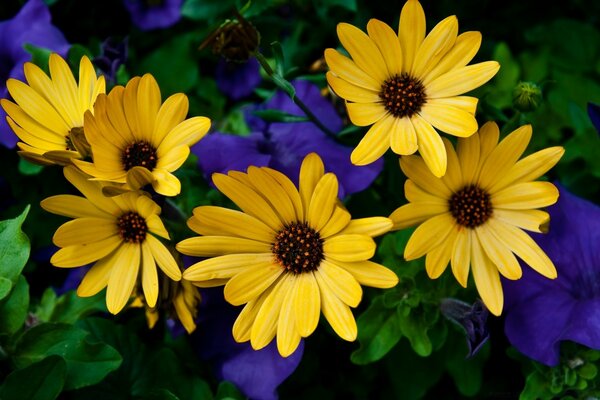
[404,213,455,260]
[411,15,458,78]
[137,74,161,139]
[476,224,522,280]
[346,101,388,127]
[189,206,276,243]
[63,166,122,215]
[492,181,559,209]
[390,116,418,156]
[319,206,351,238]
[2,99,65,144]
[251,275,291,350]
[399,0,426,72]
[6,117,65,153]
[418,103,478,138]
[126,167,155,191]
[456,130,481,184]
[76,250,118,297]
[426,61,500,99]
[425,232,454,279]
[135,195,161,218]
[51,236,122,268]
[478,121,500,162]
[440,137,463,190]
[40,195,107,219]
[367,18,403,75]
[77,56,99,115]
[323,49,381,90]
[337,22,388,83]
[146,234,181,280]
[339,217,393,237]
[182,253,273,281]
[317,276,357,341]
[422,31,482,85]
[48,53,79,124]
[326,72,381,103]
[141,241,159,308]
[156,145,189,171]
[153,93,189,145]
[224,262,283,306]
[123,77,142,140]
[412,114,447,177]
[106,243,140,314]
[332,259,398,288]
[493,209,549,233]
[233,288,271,342]
[316,259,362,307]
[248,166,296,224]
[158,116,211,153]
[471,233,503,316]
[293,271,320,337]
[176,236,271,257]
[53,217,117,247]
[350,114,394,165]
[299,153,325,215]
[426,96,478,115]
[277,283,302,357]
[151,169,181,196]
[451,228,470,287]
[400,158,452,198]
[263,167,304,222]
[323,234,376,262]
[389,202,448,230]
[308,173,339,231]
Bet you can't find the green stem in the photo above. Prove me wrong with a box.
[254,51,336,138]
[163,198,188,224]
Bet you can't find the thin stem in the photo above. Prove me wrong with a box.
[163,198,188,224]
[254,51,337,138]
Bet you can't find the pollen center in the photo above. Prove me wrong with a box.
[449,185,493,228]
[379,73,427,118]
[117,212,148,243]
[272,222,324,274]
[122,141,157,171]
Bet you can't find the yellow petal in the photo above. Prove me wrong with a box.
[41,195,108,219]
[158,116,211,152]
[411,16,458,78]
[427,96,478,115]
[182,253,273,281]
[308,173,339,231]
[319,207,351,238]
[418,103,478,137]
[332,260,398,288]
[299,153,325,215]
[422,31,482,85]
[151,169,181,196]
[78,56,101,115]
[146,234,181,280]
[338,217,392,237]
[412,114,447,177]
[400,157,452,198]
[317,276,357,341]
[493,209,549,233]
[106,243,140,314]
[478,121,500,162]
[126,166,155,191]
[351,114,394,165]
[156,145,190,172]
[263,167,304,222]
[323,48,381,90]
[425,232,454,279]
[146,215,170,240]
[293,272,321,337]
[471,233,503,316]
[326,72,381,103]
[248,166,296,224]
[136,74,161,140]
[233,289,271,342]
[389,202,448,230]
[224,262,283,306]
[123,77,142,140]
[476,224,522,280]
[153,93,189,145]
[323,234,376,262]
[316,259,362,307]
[277,283,302,357]
[404,213,455,260]
[76,251,117,297]
[492,181,559,209]
[176,236,271,257]
[337,23,388,83]
[439,138,463,191]
[451,228,471,287]
[390,116,418,156]
[399,0,426,72]
[189,206,276,243]
[63,166,122,215]
[456,130,481,184]
[346,101,388,127]
[251,275,291,350]
[367,18,403,75]
[53,217,117,247]
[48,53,79,124]
[141,241,159,307]
[51,236,122,268]
[426,61,500,99]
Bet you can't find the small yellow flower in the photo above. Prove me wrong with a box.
[389,122,565,315]
[41,166,182,314]
[73,74,210,197]
[177,153,398,357]
[1,53,105,165]
[325,0,499,176]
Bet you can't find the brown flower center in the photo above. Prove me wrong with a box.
[272,222,323,274]
[122,141,157,171]
[379,73,427,118]
[449,185,493,228]
[117,212,148,243]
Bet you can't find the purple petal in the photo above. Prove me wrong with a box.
[588,102,600,135]
[562,298,600,351]
[123,0,183,31]
[216,58,262,100]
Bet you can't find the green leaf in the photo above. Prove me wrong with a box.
[0,277,12,301]
[216,381,245,400]
[252,109,309,123]
[270,73,296,99]
[0,205,31,286]
[23,44,52,72]
[270,41,286,76]
[13,322,122,391]
[0,355,67,400]
[18,158,44,176]
[488,42,521,109]
[351,296,403,365]
[48,291,107,324]
[0,275,30,335]
[67,44,94,67]
[443,329,489,396]
[181,0,236,21]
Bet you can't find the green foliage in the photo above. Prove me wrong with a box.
[215,381,246,400]
[0,206,31,288]
[0,276,30,336]
[0,355,67,400]
[34,288,107,324]
[18,159,44,176]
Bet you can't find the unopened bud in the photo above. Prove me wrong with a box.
[200,16,260,63]
[513,81,542,112]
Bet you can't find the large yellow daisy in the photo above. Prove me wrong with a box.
[177,153,398,357]
[73,74,210,197]
[389,122,565,315]
[325,0,500,176]
[41,166,182,314]
[1,53,105,165]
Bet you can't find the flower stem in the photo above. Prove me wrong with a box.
[254,51,336,138]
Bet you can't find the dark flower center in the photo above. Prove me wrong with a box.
[272,222,324,274]
[122,141,157,171]
[117,211,148,243]
[449,185,493,228]
[379,73,427,118]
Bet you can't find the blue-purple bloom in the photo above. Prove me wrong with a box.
[588,102,600,135]
[192,79,383,198]
[123,0,183,31]
[440,298,489,358]
[192,287,303,400]
[216,58,262,100]
[0,0,69,148]
[503,185,600,366]
[93,37,128,85]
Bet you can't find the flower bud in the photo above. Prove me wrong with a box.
[513,81,542,112]
[200,16,260,63]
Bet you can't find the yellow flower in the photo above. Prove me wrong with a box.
[1,53,105,165]
[73,74,211,197]
[41,166,182,314]
[177,153,398,357]
[389,122,565,315]
[325,0,499,176]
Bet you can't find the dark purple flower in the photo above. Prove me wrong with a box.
[503,185,600,366]
[216,58,261,100]
[440,298,489,358]
[192,79,383,198]
[0,0,69,148]
[93,37,128,85]
[192,287,303,400]
[123,0,183,31]
[588,102,600,134]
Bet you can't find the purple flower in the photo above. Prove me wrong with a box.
[440,298,489,358]
[123,0,183,31]
[216,58,262,100]
[192,287,303,400]
[588,102,600,134]
[503,185,600,366]
[93,37,128,85]
[192,79,383,198]
[0,0,69,148]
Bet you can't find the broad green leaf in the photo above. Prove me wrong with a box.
[0,275,30,335]
[0,205,31,286]
[0,355,67,400]
[216,381,245,400]
[23,44,52,72]
[0,277,12,300]
[18,158,44,176]
[48,291,107,324]
[398,304,437,357]
[351,296,403,365]
[13,322,122,391]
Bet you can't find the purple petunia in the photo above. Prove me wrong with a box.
[0,0,70,148]
[216,58,262,100]
[192,79,383,198]
[123,0,183,31]
[503,185,600,366]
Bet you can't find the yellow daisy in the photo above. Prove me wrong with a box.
[1,53,105,165]
[73,73,211,197]
[40,166,182,314]
[325,0,500,176]
[177,153,398,357]
[389,122,565,315]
